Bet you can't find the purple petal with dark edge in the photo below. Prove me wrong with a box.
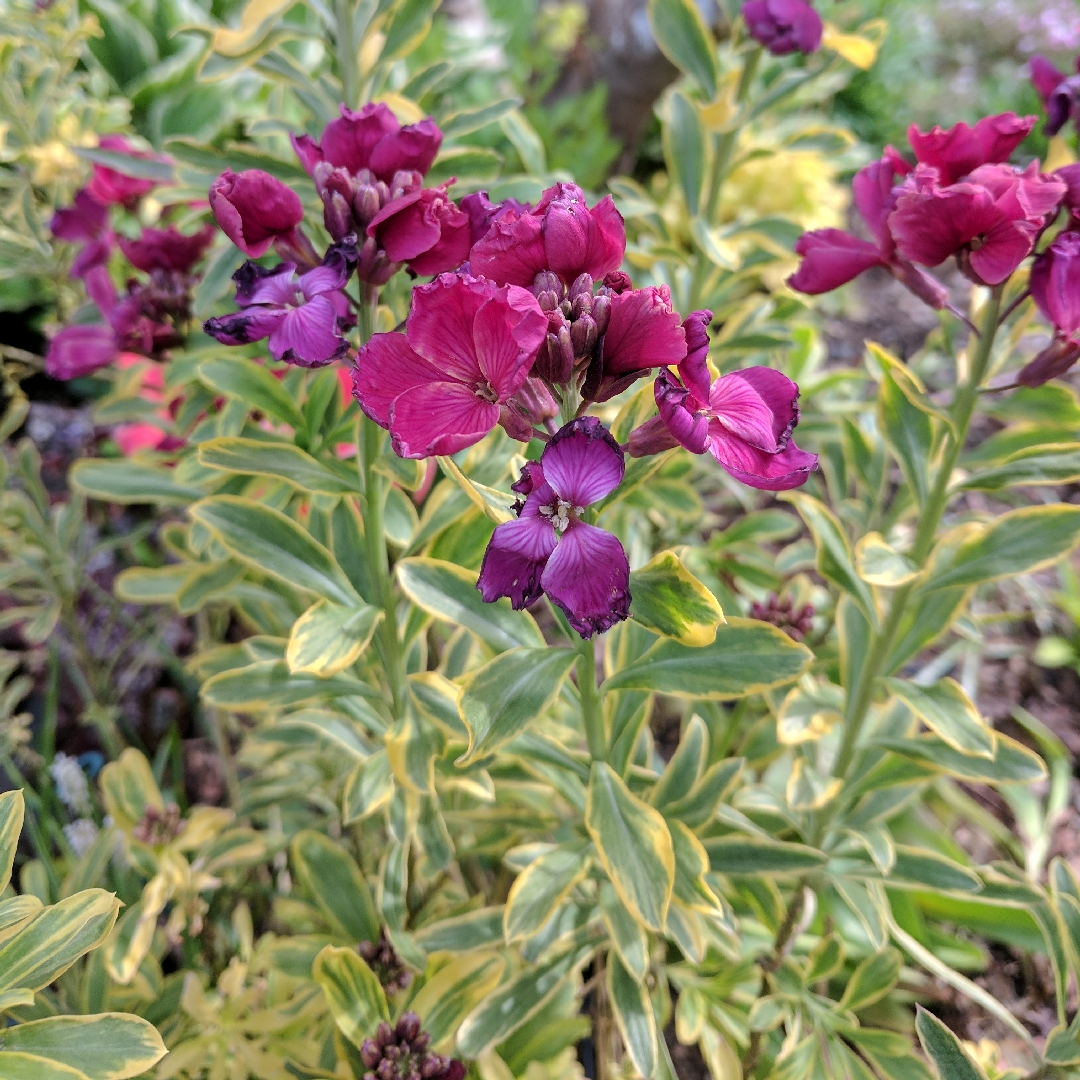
[203,307,285,346]
[267,296,347,367]
[477,513,558,609]
[541,521,630,638]
[234,261,298,307]
[540,416,625,508]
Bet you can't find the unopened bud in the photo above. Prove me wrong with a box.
[628,415,679,457]
[354,184,382,228]
[568,272,593,303]
[397,1012,421,1043]
[603,270,632,294]
[324,190,356,240]
[592,292,611,336]
[1018,336,1080,387]
[531,270,563,303]
[361,1041,382,1069]
[571,291,593,320]
[570,313,598,359]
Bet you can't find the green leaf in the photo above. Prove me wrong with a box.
[599,884,650,983]
[608,952,658,1080]
[0,1053,90,1080]
[198,438,362,495]
[915,1008,988,1080]
[99,749,162,828]
[75,146,175,182]
[175,559,247,614]
[69,461,205,506]
[647,0,718,98]
[1044,1026,1080,1067]
[198,357,305,430]
[500,110,546,175]
[926,506,1080,591]
[838,948,902,1012]
[396,558,544,652]
[586,763,674,932]
[0,890,120,993]
[343,750,395,823]
[286,600,383,677]
[958,443,1080,491]
[890,846,981,893]
[663,91,706,216]
[783,492,877,627]
[457,648,577,765]
[877,732,1046,785]
[629,551,724,646]
[602,618,811,698]
[703,837,826,875]
[113,566,190,604]
[191,496,360,605]
[440,98,523,138]
[866,342,953,430]
[277,708,374,759]
[291,831,380,944]
[504,845,590,942]
[651,714,707,811]
[426,147,502,186]
[879,369,933,507]
[0,791,23,894]
[881,678,995,759]
[381,0,440,61]
[855,533,918,587]
[412,908,505,953]
[202,661,375,708]
[0,1015,166,1080]
[312,946,389,1049]
[409,952,504,1051]
[457,941,596,1057]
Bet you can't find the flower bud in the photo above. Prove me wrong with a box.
[1017,336,1080,387]
[591,292,612,336]
[571,290,593,320]
[354,184,382,229]
[397,1013,422,1043]
[568,272,593,303]
[531,270,564,310]
[210,168,304,258]
[603,270,632,293]
[362,1040,383,1068]
[570,313,598,359]
[628,414,680,457]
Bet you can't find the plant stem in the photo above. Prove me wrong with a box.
[705,46,762,221]
[335,0,358,109]
[577,637,605,762]
[832,289,1003,781]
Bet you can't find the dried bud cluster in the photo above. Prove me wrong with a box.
[750,595,815,641]
[359,1013,464,1080]
[132,803,186,845]
[531,271,613,385]
[358,927,413,995]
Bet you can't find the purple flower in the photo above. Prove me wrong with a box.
[45,323,118,380]
[630,311,818,491]
[86,135,162,207]
[291,103,442,185]
[367,183,472,277]
[209,169,305,258]
[907,113,1037,186]
[203,238,358,368]
[469,183,625,288]
[358,1012,463,1080]
[1018,336,1080,388]
[1031,230,1080,336]
[477,417,631,638]
[460,191,530,246]
[1031,56,1080,137]
[50,188,113,278]
[353,272,547,457]
[118,224,216,274]
[742,0,822,56]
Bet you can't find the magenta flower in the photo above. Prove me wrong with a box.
[742,0,822,56]
[889,162,1065,286]
[469,183,625,288]
[477,417,630,638]
[87,135,163,207]
[906,113,1036,186]
[291,103,442,185]
[353,272,547,457]
[209,169,305,259]
[460,191,530,246]
[367,183,472,277]
[1031,56,1080,137]
[1031,231,1080,336]
[588,284,686,401]
[630,311,817,491]
[50,187,113,278]
[45,323,119,380]
[203,238,358,368]
[118,224,216,274]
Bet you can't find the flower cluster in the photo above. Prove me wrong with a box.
[193,105,819,638]
[358,927,413,995]
[743,0,822,56]
[359,1013,464,1080]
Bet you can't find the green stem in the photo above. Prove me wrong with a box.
[335,0,359,109]
[832,290,1003,782]
[705,46,762,221]
[577,637,605,762]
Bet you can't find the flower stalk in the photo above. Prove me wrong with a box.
[577,636,605,762]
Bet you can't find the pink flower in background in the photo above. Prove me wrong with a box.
[477,416,630,638]
[209,169,305,258]
[469,183,625,288]
[367,182,472,276]
[111,354,178,455]
[353,272,547,457]
[50,188,113,277]
[291,103,442,184]
[44,324,117,380]
[889,162,1065,286]
[203,238,358,367]
[742,0,822,56]
[87,135,163,207]
[906,113,1037,185]
[118,225,216,274]
[630,311,817,491]
[1031,55,1080,136]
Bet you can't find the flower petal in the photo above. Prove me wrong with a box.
[45,324,117,380]
[477,513,557,610]
[267,296,347,367]
[788,229,885,294]
[710,367,799,452]
[472,291,546,400]
[540,416,625,507]
[353,332,446,427]
[203,307,285,347]
[405,273,493,382]
[541,522,630,638]
[388,381,500,458]
[468,212,548,288]
[655,370,709,455]
[707,424,818,491]
[602,285,686,375]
